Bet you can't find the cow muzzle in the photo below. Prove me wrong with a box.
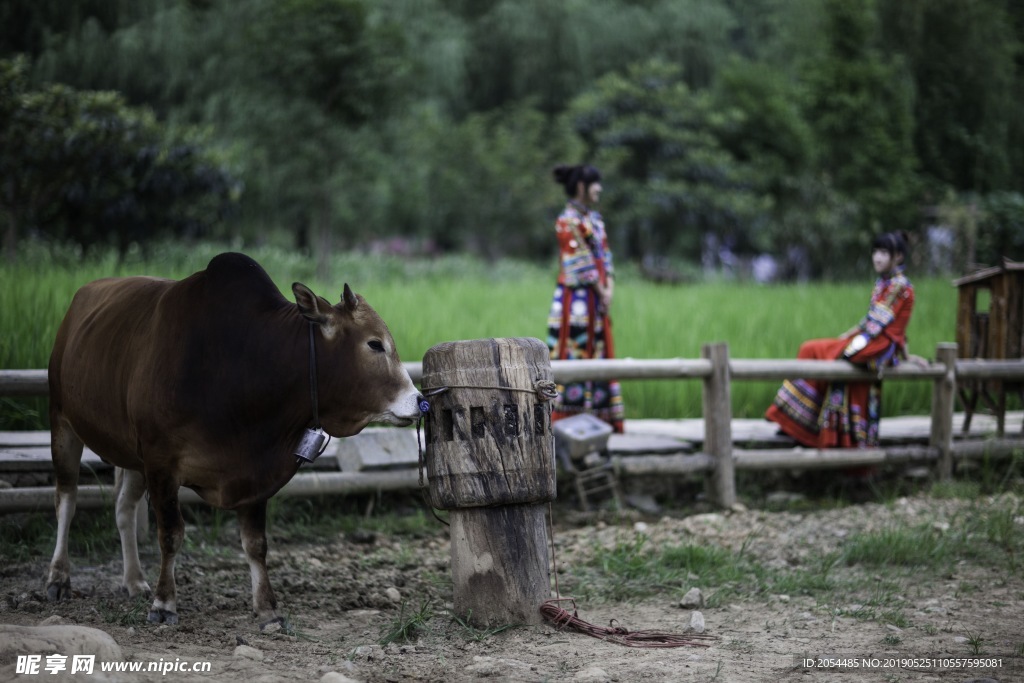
[374,388,424,427]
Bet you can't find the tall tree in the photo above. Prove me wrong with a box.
[878,0,1023,195]
[0,57,236,260]
[800,0,918,238]
[568,59,767,262]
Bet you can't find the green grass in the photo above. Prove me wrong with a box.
[1,241,963,427]
[569,493,1021,622]
[0,504,122,565]
[377,599,435,646]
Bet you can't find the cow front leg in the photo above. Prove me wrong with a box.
[237,501,282,629]
[46,420,83,601]
[114,467,152,598]
[147,475,184,625]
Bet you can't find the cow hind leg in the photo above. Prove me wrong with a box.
[237,501,283,629]
[147,475,184,625]
[47,420,83,601]
[114,468,152,598]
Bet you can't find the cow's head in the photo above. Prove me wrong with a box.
[292,282,421,437]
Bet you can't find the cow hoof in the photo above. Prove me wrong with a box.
[147,609,178,625]
[259,616,288,632]
[46,581,71,602]
[119,582,152,599]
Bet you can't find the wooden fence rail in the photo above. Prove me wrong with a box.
[3,341,1024,510]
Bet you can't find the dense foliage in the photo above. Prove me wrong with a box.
[0,57,237,258]
[2,0,1023,276]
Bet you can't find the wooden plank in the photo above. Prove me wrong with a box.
[703,343,735,508]
[333,428,420,471]
[956,284,976,356]
[729,359,946,381]
[552,358,713,382]
[931,343,957,479]
[6,356,1024,395]
[734,446,936,470]
[2,410,1019,478]
[0,435,344,473]
[0,445,110,471]
[614,453,715,475]
[0,370,47,397]
[0,431,50,447]
[607,433,694,455]
[0,469,425,514]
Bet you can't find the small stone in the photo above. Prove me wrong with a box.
[680,588,704,609]
[688,610,705,634]
[766,491,805,505]
[348,530,376,545]
[903,466,931,479]
[885,624,902,632]
[573,666,611,682]
[626,494,662,515]
[233,645,264,661]
[777,594,791,603]
[351,645,381,660]
[38,615,65,626]
[633,522,649,534]
[320,673,361,683]
[261,620,282,634]
[384,587,402,603]
[0,624,123,662]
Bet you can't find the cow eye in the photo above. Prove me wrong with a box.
[368,340,385,353]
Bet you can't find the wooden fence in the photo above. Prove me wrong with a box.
[2,341,1023,510]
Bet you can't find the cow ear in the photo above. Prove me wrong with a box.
[342,283,359,311]
[292,282,330,324]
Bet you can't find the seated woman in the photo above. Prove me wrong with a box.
[765,231,914,448]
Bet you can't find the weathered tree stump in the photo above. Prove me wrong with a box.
[422,337,556,627]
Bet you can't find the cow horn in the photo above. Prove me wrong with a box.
[342,283,359,311]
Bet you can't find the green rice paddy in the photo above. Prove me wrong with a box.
[0,242,960,428]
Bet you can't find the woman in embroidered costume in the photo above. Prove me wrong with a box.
[546,164,625,433]
[765,231,914,448]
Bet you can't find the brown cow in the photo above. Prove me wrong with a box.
[46,252,423,627]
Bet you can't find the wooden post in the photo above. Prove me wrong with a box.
[421,338,556,628]
[702,342,735,508]
[930,343,958,480]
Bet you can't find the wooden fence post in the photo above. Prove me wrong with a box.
[702,342,735,508]
[930,342,958,480]
[421,338,556,628]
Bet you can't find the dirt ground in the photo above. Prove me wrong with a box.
[1,491,1022,683]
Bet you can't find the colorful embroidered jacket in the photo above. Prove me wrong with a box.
[555,201,614,288]
[843,266,915,370]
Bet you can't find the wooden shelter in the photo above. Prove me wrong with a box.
[953,258,1024,434]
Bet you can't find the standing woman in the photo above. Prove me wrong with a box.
[546,164,625,433]
[765,231,914,448]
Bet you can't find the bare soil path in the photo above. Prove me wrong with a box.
[2,490,1022,682]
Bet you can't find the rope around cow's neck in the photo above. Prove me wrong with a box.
[293,322,330,465]
[308,322,321,431]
